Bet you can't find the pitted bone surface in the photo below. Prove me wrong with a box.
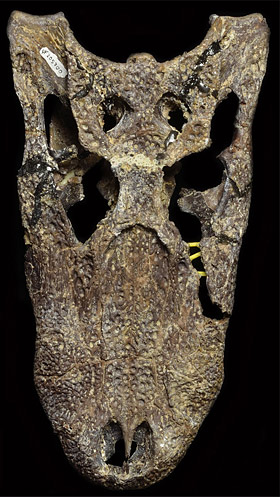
[8,10,269,489]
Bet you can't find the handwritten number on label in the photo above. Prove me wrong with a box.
[40,47,67,78]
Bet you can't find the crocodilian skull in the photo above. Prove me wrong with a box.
[8,10,269,490]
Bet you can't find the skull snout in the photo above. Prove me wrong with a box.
[61,413,191,488]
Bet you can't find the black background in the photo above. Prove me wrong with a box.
[1,1,279,496]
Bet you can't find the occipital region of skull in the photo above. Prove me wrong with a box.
[8,10,269,489]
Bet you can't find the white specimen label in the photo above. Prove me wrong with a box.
[40,47,67,78]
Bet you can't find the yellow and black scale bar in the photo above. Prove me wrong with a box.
[188,242,206,278]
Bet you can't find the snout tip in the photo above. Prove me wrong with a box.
[99,419,155,488]
[61,418,183,489]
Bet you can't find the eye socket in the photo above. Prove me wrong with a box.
[159,92,189,132]
[101,95,130,132]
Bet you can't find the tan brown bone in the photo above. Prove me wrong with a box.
[8,11,269,489]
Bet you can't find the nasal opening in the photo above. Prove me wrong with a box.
[106,438,138,467]
[103,421,153,467]
[106,438,127,467]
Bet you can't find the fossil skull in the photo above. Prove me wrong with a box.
[8,11,269,489]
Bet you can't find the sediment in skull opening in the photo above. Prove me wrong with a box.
[44,94,80,155]
[101,95,133,133]
[158,92,190,134]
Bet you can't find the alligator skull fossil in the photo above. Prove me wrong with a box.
[8,10,269,489]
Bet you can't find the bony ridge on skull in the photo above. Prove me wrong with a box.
[8,10,269,490]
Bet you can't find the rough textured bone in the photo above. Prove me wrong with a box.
[7,10,269,490]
